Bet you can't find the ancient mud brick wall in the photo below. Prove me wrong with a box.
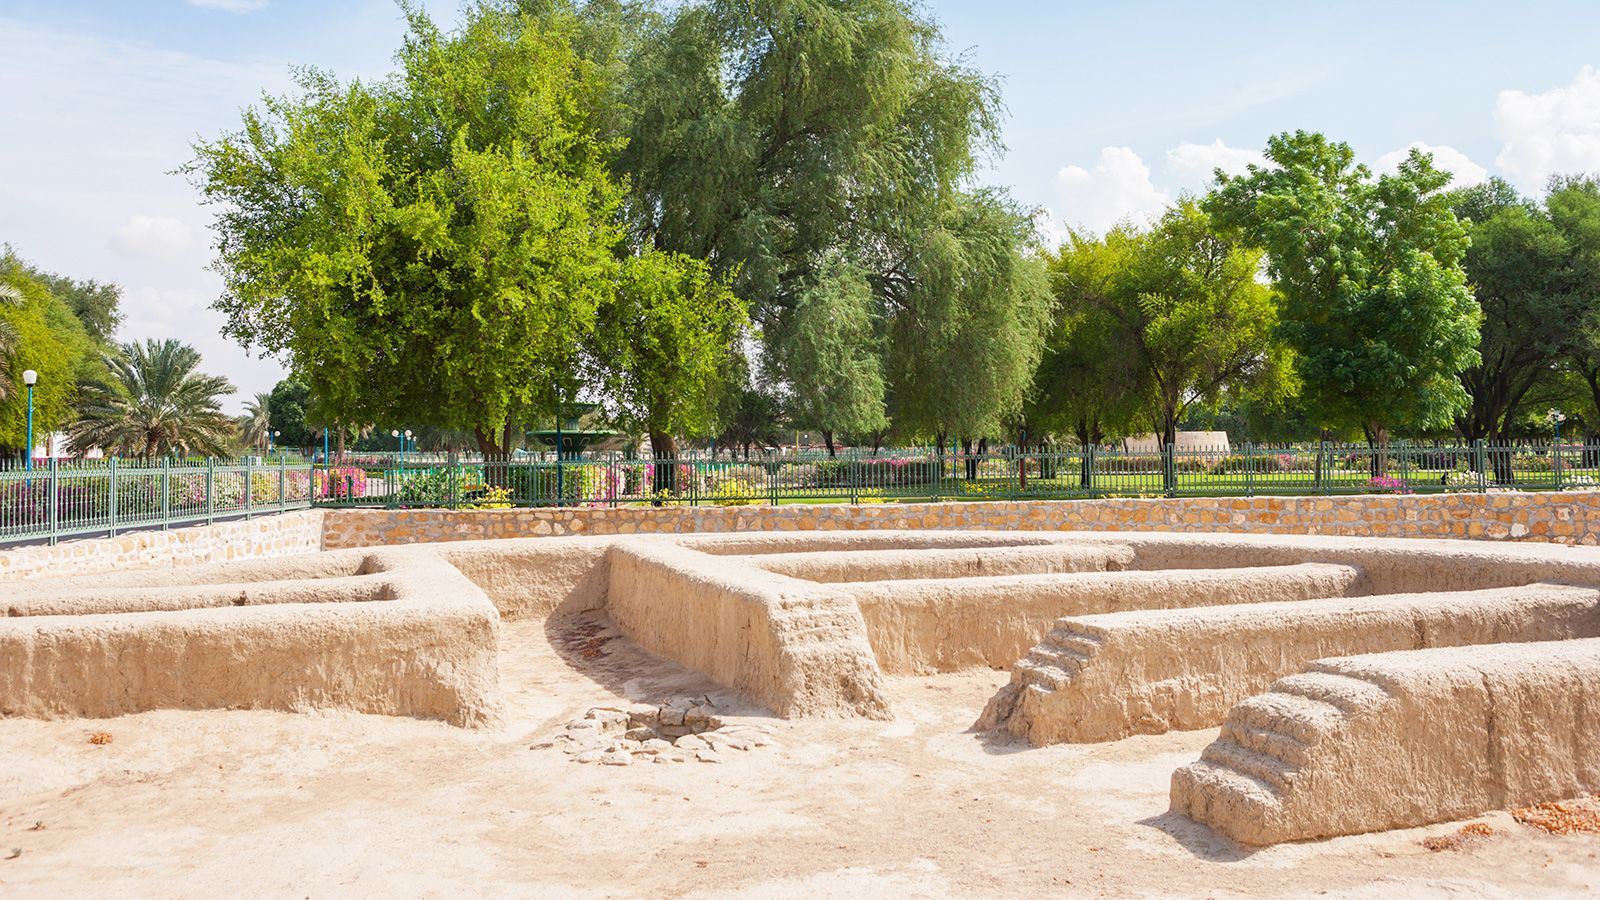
[321,491,1600,549]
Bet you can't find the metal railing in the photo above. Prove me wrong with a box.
[0,456,313,546]
[308,441,1600,510]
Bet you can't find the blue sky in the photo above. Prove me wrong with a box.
[5,0,1600,409]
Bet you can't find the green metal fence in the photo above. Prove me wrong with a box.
[308,441,1599,510]
[0,456,313,545]
[4,441,1592,543]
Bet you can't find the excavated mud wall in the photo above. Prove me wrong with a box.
[0,549,501,726]
[738,543,1135,583]
[605,540,891,719]
[1170,638,1600,845]
[982,584,1600,744]
[846,563,1366,675]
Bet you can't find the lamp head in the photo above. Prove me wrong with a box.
[391,430,399,438]
[22,369,37,386]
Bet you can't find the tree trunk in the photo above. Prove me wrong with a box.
[962,438,978,481]
[1364,422,1390,477]
[650,431,678,500]
[823,429,836,458]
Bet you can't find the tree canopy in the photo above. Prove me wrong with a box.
[188,3,628,454]
[1206,131,1482,446]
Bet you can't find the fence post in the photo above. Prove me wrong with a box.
[1399,440,1411,490]
[205,457,215,525]
[160,456,171,530]
[108,457,119,538]
[244,455,253,519]
[1164,443,1176,499]
[1555,439,1564,492]
[1245,442,1255,498]
[850,449,859,505]
[278,456,287,512]
[1087,445,1097,499]
[47,458,59,545]
[1319,442,1330,496]
[1474,440,1487,493]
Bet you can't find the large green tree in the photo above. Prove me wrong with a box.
[1447,178,1574,447]
[618,0,1007,433]
[887,191,1053,453]
[188,3,626,455]
[0,267,83,453]
[1206,132,1482,454]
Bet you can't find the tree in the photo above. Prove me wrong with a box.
[267,378,315,451]
[67,339,236,458]
[776,254,890,456]
[618,0,1003,428]
[1032,228,1149,453]
[1447,178,1572,453]
[238,392,272,450]
[591,249,748,476]
[188,3,626,455]
[1206,132,1482,462]
[1125,201,1289,454]
[0,275,75,452]
[887,191,1054,457]
[1,246,124,344]
[1550,178,1600,442]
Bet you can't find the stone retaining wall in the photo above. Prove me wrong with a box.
[0,510,324,582]
[321,491,1600,549]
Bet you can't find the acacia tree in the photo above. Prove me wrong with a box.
[188,4,626,455]
[1206,132,1481,465]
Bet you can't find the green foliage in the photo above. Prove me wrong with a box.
[1206,131,1482,440]
[1447,177,1575,441]
[66,339,237,458]
[619,0,1006,436]
[592,249,748,442]
[1,246,124,344]
[778,253,890,439]
[188,3,626,452]
[267,378,315,450]
[888,191,1054,443]
[0,274,75,451]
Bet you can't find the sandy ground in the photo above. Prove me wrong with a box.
[2,614,1598,899]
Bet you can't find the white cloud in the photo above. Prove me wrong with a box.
[1051,146,1170,236]
[1165,139,1262,185]
[187,0,270,13]
[111,214,199,258]
[1495,66,1600,188]
[1374,142,1488,187]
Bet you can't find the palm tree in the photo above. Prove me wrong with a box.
[67,339,237,458]
[238,392,272,450]
[0,283,24,402]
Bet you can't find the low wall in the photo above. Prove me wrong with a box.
[320,491,1600,549]
[0,510,325,582]
[1170,638,1600,844]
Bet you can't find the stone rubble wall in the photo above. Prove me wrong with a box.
[319,491,1600,550]
[0,510,324,582]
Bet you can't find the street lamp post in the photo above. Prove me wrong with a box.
[404,429,414,458]
[1549,409,1568,490]
[268,429,280,457]
[22,369,37,471]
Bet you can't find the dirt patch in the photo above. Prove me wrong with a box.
[1513,796,1600,835]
